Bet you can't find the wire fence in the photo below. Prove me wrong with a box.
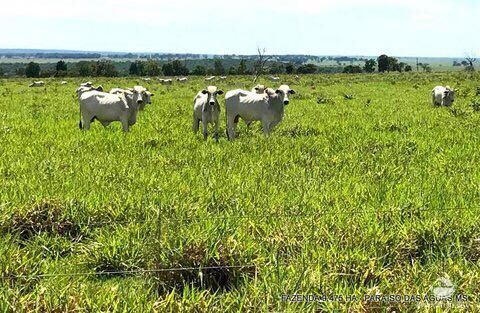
[1,204,480,281]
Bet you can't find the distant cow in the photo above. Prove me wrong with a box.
[159,78,173,85]
[78,89,145,132]
[225,85,295,139]
[251,84,267,94]
[269,76,280,82]
[205,76,216,81]
[193,86,224,141]
[61,81,68,85]
[177,77,188,83]
[80,81,93,87]
[219,76,227,80]
[76,85,104,98]
[29,81,45,87]
[432,86,455,106]
[142,77,152,81]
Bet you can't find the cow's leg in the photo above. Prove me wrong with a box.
[269,120,280,132]
[81,112,92,130]
[193,115,200,133]
[202,119,208,140]
[262,119,271,135]
[120,117,130,132]
[100,121,111,127]
[226,114,237,140]
[213,119,219,142]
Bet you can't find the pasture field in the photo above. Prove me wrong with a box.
[1,72,480,311]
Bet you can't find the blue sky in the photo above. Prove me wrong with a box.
[0,0,479,57]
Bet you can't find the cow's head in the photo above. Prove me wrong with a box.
[444,86,455,103]
[123,88,144,110]
[253,84,266,94]
[132,86,154,110]
[274,85,296,105]
[201,86,224,106]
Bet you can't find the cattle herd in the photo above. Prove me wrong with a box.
[26,78,455,140]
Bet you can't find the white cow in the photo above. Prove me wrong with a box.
[61,81,68,85]
[159,78,173,85]
[80,81,93,87]
[110,86,153,111]
[177,77,188,83]
[193,86,224,141]
[76,85,104,98]
[205,76,216,81]
[269,76,280,82]
[219,76,227,80]
[251,84,267,94]
[225,85,295,140]
[29,81,45,87]
[142,77,152,81]
[78,89,144,132]
[432,86,455,106]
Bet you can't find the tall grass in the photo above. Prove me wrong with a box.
[1,72,480,311]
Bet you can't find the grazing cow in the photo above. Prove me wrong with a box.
[269,76,280,82]
[78,89,144,132]
[205,76,216,81]
[177,77,188,83]
[29,81,45,87]
[142,77,152,81]
[61,81,68,85]
[76,85,104,98]
[193,86,224,141]
[159,78,173,85]
[432,86,455,106]
[219,76,227,80]
[225,85,295,140]
[80,81,94,87]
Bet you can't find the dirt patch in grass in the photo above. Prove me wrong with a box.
[2,199,82,241]
[154,242,256,292]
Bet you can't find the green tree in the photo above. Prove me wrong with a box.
[343,65,363,74]
[297,63,317,74]
[15,67,25,76]
[0,66,3,77]
[162,63,174,76]
[172,60,189,76]
[377,54,389,72]
[25,62,41,78]
[129,61,145,76]
[213,59,225,75]
[419,63,432,73]
[56,60,67,72]
[285,63,295,74]
[76,61,93,76]
[363,59,376,73]
[397,62,407,72]
[93,60,118,77]
[405,65,413,72]
[228,66,237,75]
[144,60,161,76]
[237,59,247,74]
[269,63,285,75]
[192,65,207,76]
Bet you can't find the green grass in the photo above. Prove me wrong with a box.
[1,73,480,311]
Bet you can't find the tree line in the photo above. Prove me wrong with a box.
[0,54,475,78]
